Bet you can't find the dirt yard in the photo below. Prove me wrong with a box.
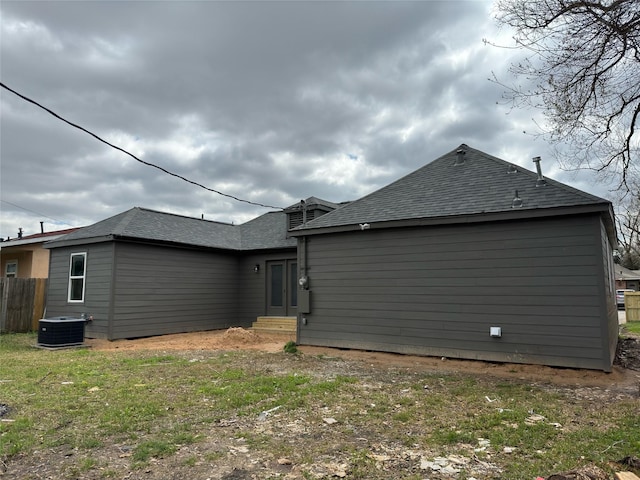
[3,328,639,480]
[86,327,640,393]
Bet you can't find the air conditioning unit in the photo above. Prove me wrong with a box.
[37,317,86,348]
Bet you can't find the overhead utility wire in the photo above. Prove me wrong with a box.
[0,82,283,210]
[0,199,73,226]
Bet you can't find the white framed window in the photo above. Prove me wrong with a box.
[68,252,87,302]
[5,261,17,278]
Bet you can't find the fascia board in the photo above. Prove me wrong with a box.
[288,203,612,237]
[44,235,115,249]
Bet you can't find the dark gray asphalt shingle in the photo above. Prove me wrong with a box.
[239,211,296,250]
[46,207,294,251]
[297,144,610,230]
[121,208,241,248]
[47,208,239,250]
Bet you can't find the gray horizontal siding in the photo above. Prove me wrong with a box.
[237,250,296,326]
[600,219,619,366]
[298,214,613,371]
[46,243,114,338]
[110,243,239,339]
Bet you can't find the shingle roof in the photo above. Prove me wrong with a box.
[0,228,81,248]
[45,207,294,251]
[614,265,640,281]
[45,145,615,250]
[295,144,611,231]
[240,211,296,250]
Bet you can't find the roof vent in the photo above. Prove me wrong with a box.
[454,149,466,166]
[532,156,547,186]
[507,164,517,174]
[512,190,523,208]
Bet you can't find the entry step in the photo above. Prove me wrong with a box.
[251,316,296,334]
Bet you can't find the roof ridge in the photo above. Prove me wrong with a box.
[135,206,235,226]
[112,207,141,235]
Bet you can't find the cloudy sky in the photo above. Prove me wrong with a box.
[0,0,615,239]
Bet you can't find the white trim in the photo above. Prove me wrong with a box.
[68,252,87,303]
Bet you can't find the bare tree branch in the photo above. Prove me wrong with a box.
[493,0,640,186]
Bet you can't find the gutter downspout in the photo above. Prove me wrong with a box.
[107,242,117,340]
[297,234,309,336]
[298,198,309,334]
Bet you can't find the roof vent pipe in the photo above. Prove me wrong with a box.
[512,190,523,208]
[454,149,466,166]
[40,221,44,234]
[532,156,547,186]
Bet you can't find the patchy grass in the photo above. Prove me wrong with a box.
[0,333,638,480]
[624,320,640,335]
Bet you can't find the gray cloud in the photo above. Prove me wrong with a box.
[0,0,615,239]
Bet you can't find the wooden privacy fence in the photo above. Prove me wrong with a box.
[624,291,640,322]
[0,278,47,333]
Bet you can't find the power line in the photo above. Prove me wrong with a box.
[0,199,73,226]
[0,81,283,210]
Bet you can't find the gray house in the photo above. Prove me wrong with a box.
[44,199,338,340]
[290,145,618,372]
[45,144,618,371]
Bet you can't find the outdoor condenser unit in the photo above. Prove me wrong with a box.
[37,317,86,347]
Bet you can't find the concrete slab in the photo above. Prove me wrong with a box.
[619,310,627,324]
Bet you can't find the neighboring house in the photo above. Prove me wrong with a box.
[289,145,618,372]
[0,228,79,278]
[614,264,640,291]
[44,144,618,371]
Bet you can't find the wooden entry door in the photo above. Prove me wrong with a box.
[266,260,298,316]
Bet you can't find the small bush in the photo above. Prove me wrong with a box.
[283,341,298,354]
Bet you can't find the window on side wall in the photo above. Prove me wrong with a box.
[68,252,87,302]
[5,261,17,278]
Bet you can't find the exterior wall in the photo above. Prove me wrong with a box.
[107,242,240,339]
[46,242,115,338]
[1,249,30,278]
[297,214,615,371]
[237,249,297,325]
[1,244,50,278]
[47,240,295,340]
[615,279,640,290]
[599,219,619,367]
[30,247,51,278]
